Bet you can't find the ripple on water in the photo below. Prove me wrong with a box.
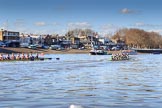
[1,54,162,108]
[39,68,58,72]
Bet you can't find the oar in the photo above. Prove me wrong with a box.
[40,57,59,60]
[38,57,60,60]
[45,58,52,60]
[46,57,60,60]
[56,58,60,60]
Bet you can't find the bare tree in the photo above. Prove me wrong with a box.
[111,28,162,49]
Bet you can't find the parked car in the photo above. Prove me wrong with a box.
[57,47,65,50]
[111,46,120,50]
[28,44,37,49]
[20,43,29,48]
[42,45,49,49]
[78,47,85,50]
[4,41,20,47]
[49,45,61,50]
[0,41,6,47]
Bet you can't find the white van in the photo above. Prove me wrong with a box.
[49,45,61,50]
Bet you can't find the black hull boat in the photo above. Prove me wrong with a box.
[134,49,162,54]
[89,50,107,55]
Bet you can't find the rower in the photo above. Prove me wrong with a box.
[6,54,11,60]
[30,53,34,61]
[35,53,39,59]
[16,53,21,60]
[11,53,16,60]
[26,53,30,59]
[21,53,25,60]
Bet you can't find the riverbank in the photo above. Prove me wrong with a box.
[0,47,90,54]
[0,47,121,54]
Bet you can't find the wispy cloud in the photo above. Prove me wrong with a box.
[52,22,60,26]
[14,19,25,27]
[55,29,67,35]
[67,22,91,30]
[134,22,145,26]
[1,21,9,30]
[34,21,61,27]
[148,29,162,34]
[34,22,46,26]
[133,22,162,27]
[31,29,66,35]
[101,24,119,30]
[99,24,121,36]
[120,8,136,14]
[32,29,53,34]
[54,5,66,12]
[132,22,162,34]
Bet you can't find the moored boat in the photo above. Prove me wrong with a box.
[89,49,107,55]
[133,48,162,54]
[152,52,161,54]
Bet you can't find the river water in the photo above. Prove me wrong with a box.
[0,54,162,108]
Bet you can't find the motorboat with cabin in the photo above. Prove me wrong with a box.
[89,49,107,55]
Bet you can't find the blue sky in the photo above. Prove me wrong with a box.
[0,0,162,35]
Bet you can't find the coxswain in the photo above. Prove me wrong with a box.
[0,54,4,61]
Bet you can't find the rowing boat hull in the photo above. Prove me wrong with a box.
[110,58,129,61]
[0,58,52,62]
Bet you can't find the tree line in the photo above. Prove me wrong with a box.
[111,28,162,49]
[64,28,162,49]
[65,28,96,38]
